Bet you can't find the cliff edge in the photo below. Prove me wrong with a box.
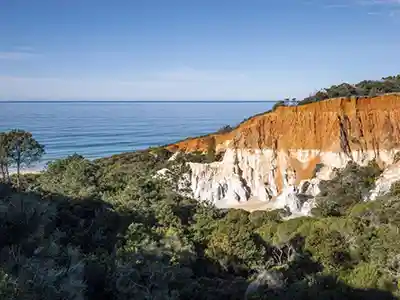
[166,94,400,214]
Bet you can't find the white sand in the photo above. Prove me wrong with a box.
[229,197,276,212]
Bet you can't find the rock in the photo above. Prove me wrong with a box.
[164,95,400,215]
[168,151,181,162]
[370,162,400,200]
[155,168,170,178]
[183,147,398,215]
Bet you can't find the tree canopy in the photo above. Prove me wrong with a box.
[0,129,45,187]
[299,74,400,105]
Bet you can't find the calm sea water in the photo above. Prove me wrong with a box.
[0,101,274,170]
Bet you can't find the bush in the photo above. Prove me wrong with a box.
[0,188,87,300]
[257,222,279,244]
[39,154,99,198]
[1,135,400,299]
[344,263,381,289]
[249,209,286,227]
[305,227,351,271]
[205,209,266,271]
[273,217,311,245]
[390,181,400,196]
[298,74,400,105]
[272,101,286,111]
[314,161,382,217]
[216,125,233,134]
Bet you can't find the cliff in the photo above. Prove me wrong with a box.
[166,94,400,214]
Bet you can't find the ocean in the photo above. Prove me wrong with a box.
[0,101,274,170]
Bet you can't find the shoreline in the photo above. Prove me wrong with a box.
[9,169,43,175]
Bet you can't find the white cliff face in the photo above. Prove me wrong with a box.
[189,161,250,208]
[185,147,400,215]
[370,162,400,200]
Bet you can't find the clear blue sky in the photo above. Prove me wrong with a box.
[0,0,399,101]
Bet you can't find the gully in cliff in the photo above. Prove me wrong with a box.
[165,93,400,217]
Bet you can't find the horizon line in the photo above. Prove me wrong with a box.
[0,100,279,103]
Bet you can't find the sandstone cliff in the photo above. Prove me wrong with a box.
[166,94,400,214]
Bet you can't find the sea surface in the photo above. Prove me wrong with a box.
[0,101,274,170]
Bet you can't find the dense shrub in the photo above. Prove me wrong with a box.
[390,181,400,196]
[1,134,400,298]
[248,209,287,227]
[271,100,286,111]
[216,125,233,134]
[205,209,266,272]
[39,154,99,198]
[314,161,381,217]
[299,75,400,105]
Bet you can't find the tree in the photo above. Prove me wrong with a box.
[216,125,233,134]
[0,133,10,182]
[272,101,285,111]
[314,161,381,217]
[298,74,400,105]
[6,130,45,187]
[369,87,378,97]
[39,154,98,198]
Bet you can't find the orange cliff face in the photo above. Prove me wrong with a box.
[165,94,400,213]
[167,94,400,154]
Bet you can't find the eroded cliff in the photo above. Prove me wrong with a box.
[166,94,400,214]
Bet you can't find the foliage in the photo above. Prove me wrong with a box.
[314,161,381,217]
[0,184,87,299]
[0,129,45,187]
[1,131,400,298]
[39,154,99,198]
[271,100,286,111]
[205,209,266,272]
[305,227,350,271]
[216,125,233,134]
[0,133,9,183]
[390,181,400,196]
[299,74,400,105]
[248,209,287,227]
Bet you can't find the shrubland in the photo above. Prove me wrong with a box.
[237,74,400,127]
[0,131,400,299]
[299,75,400,105]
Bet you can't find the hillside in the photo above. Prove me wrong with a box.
[1,132,400,299]
[167,74,400,155]
[167,94,400,153]
[164,94,400,214]
[1,77,400,299]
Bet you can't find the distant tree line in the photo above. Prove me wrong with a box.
[299,75,400,105]
[229,74,400,129]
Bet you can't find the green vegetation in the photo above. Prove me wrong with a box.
[235,74,400,129]
[216,125,233,134]
[0,129,45,187]
[271,100,286,111]
[313,160,382,217]
[1,129,400,299]
[299,75,400,105]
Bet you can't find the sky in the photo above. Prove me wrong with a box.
[0,0,399,101]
